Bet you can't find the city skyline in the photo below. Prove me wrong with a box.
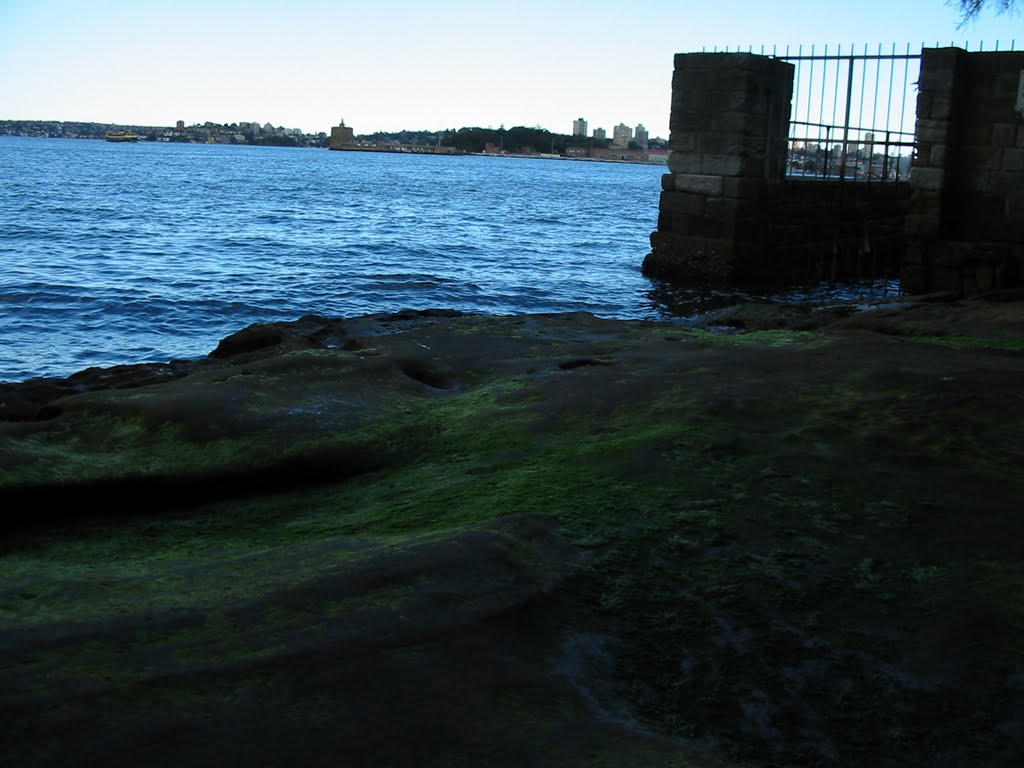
[0,0,1018,139]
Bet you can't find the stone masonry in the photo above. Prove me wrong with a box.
[644,53,793,284]
[903,49,1024,295]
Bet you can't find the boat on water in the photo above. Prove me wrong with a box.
[105,131,139,143]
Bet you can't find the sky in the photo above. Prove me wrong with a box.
[0,0,1019,139]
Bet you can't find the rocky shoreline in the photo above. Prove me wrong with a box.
[2,296,1023,766]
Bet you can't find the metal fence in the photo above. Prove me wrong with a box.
[704,40,1020,183]
[770,44,918,183]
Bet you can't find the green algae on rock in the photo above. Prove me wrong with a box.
[2,303,1023,767]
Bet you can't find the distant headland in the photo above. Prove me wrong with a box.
[0,119,670,164]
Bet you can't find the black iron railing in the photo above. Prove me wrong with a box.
[778,45,920,183]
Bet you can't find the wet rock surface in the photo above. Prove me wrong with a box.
[1,298,1022,766]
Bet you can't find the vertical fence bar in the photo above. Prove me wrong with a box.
[806,45,816,171]
[896,42,912,181]
[840,54,855,179]
[820,45,831,175]
[858,43,868,177]
[871,43,882,177]
[885,43,896,179]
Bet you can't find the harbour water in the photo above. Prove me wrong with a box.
[0,136,895,383]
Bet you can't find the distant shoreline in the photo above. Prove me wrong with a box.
[329,144,667,166]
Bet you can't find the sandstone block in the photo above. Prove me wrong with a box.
[917,68,956,94]
[722,177,766,199]
[674,174,725,196]
[1001,148,1024,172]
[993,71,1020,100]
[929,95,953,120]
[711,112,767,135]
[1005,191,1024,222]
[959,145,1002,171]
[667,152,703,174]
[992,123,1017,147]
[909,167,945,191]
[705,195,760,222]
[916,92,933,119]
[904,212,941,238]
[668,131,698,153]
[915,118,950,145]
[965,171,995,193]
[701,153,763,177]
[660,190,706,216]
[697,132,763,156]
[689,215,732,239]
[929,144,947,166]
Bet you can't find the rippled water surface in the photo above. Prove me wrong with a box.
[1,137,895,382]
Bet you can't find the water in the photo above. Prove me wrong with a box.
[0,137,895,383]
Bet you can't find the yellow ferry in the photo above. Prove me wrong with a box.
[104,131,139,142]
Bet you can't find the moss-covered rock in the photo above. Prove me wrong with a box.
[2,301,1023,766]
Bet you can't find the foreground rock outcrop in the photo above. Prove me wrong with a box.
[2,300,1023,767]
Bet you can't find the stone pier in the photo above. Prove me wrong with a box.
[903,49,1024,295]
[643,52,793,284]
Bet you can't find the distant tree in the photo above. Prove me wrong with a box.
[951,0,1019,23]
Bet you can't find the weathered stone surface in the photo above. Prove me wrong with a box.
[958,145,1002,171]
[659,189,706,216]
[910,167,945,191]
[700,153,761,176]
[6,304,1024,768]
[722,177,767,199]
[992,123,1017,147]
[666,152,702,174]
[674,173,725,196]
[1001,148,1024,172]
[668,130,698,153]
[915,118,951,145]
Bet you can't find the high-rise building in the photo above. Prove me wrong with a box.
[634,123,649,149]
[612,123,633,148]
[593,127,606,141]
[572,117,588,137]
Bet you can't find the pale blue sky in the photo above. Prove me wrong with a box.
[0,0,1018,138]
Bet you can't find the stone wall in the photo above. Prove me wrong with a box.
[774,179,910,284]
[903,49,1024,295]
[643,53,793,284]
[650,47,1024,293]
[645,52,912,288]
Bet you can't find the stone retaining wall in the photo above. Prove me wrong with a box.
[643,53,793,284]
[648,48,1024,294]
[903,49,1024,295]
[770,179,910,284]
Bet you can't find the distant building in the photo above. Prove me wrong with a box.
[634,123,649,149]
[612,123,633,148]
[176,120,185,130]
[572,117,588,137]
[329,120,355,150]
[593,146,645,163]
[593,127,606,141]
[646,148,669,164]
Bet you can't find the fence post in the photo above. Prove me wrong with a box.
[903,47,965,294]
[644,52,794,284]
